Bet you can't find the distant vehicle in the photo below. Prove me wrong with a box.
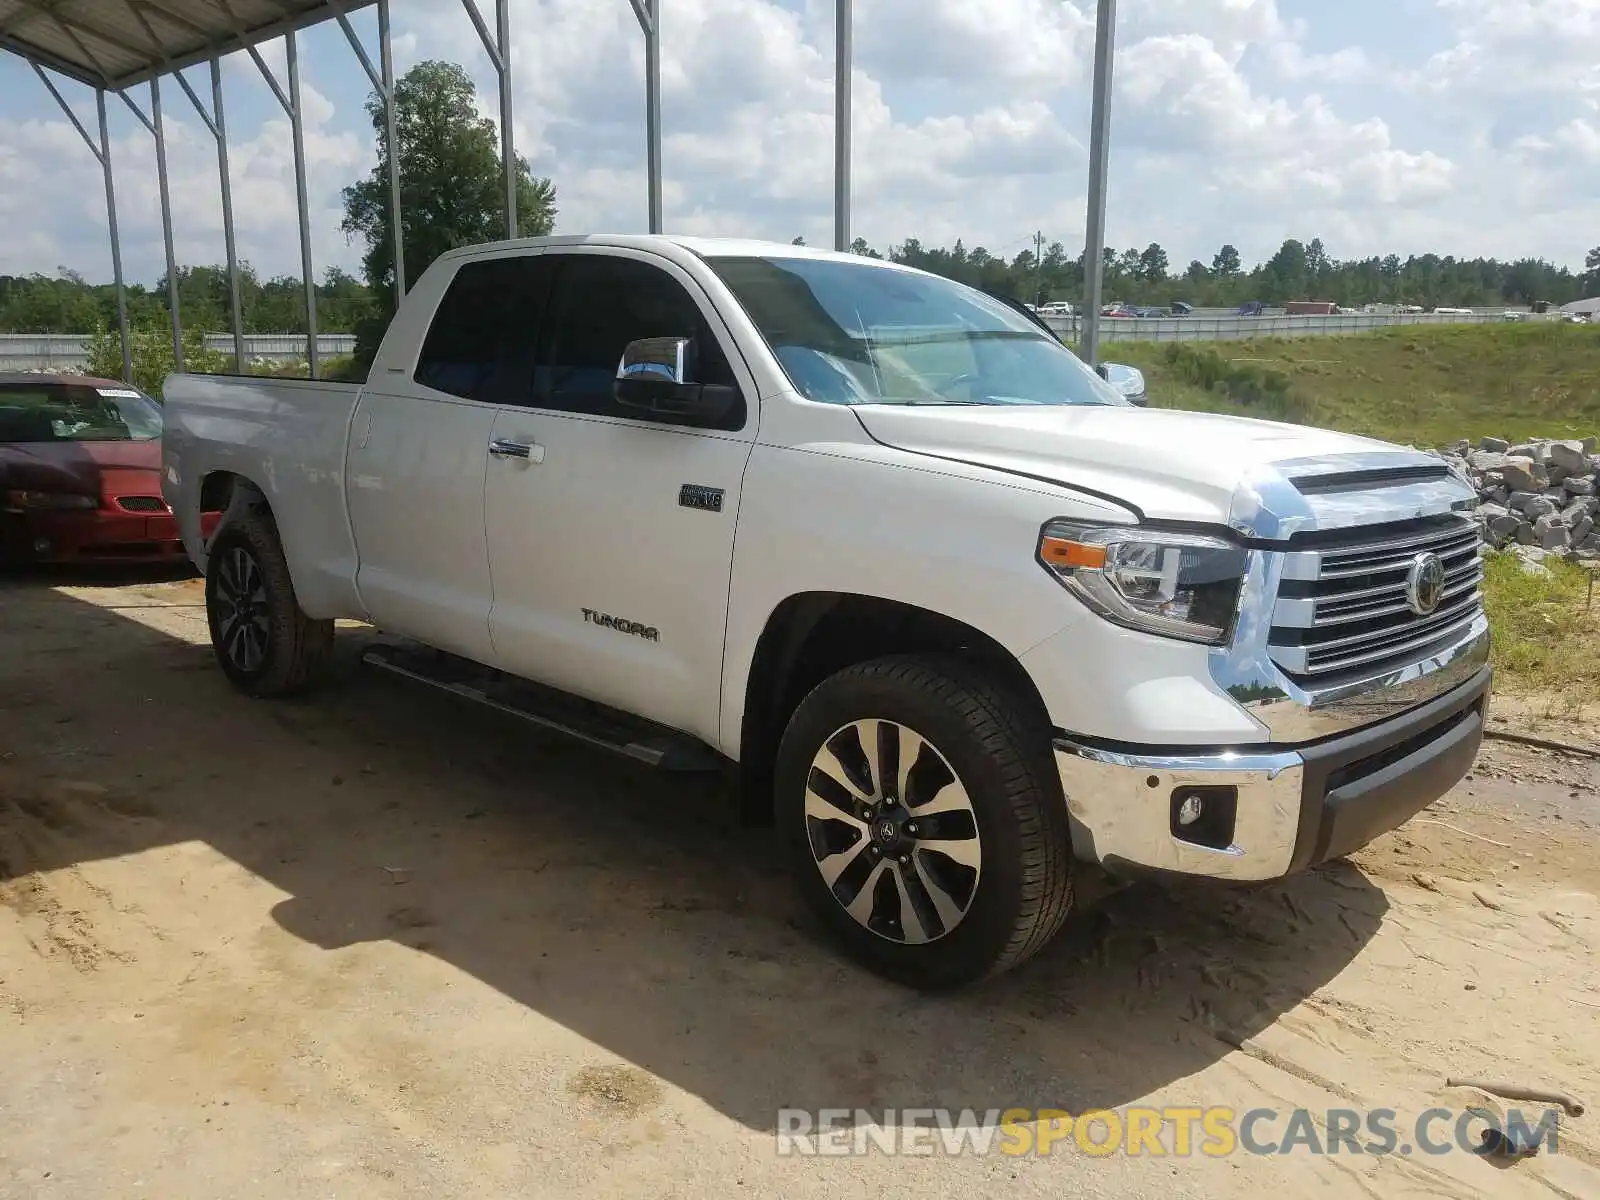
[1037,301,1074,316]
[0,373,220,564]
[1502,311,1525,322]
[1284,301,1336,316]
[1432,307,1474,316]
[1236,300,1265,317]
[1132,307,1165,319]
[1102,303,1138,318]
[1562,312,1589,324]
[1169,301,1192,316]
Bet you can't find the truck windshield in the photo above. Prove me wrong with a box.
[704,255,1128,408]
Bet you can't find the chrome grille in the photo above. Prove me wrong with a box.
[117,496,168,513]
[1268,515,1484,679]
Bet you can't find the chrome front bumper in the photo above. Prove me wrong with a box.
[1056,665,1492,882]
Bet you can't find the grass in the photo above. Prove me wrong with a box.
[1107,322,1600,449]
[1480,552,1600,703]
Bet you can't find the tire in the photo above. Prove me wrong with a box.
[204,511,333,697]
[775,654,1074,989]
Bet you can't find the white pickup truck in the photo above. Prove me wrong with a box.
[163,235,1491,988]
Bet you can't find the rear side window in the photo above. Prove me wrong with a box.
[533,254,741,426]
[414,257,546,401]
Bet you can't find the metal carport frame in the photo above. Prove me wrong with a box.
[1,1,1120,379]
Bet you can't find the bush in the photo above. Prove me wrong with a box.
[85,324,232,399]
[1160,343,1310,423]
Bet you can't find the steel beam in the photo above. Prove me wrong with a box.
[834,0,851,251]
[285,31,319,377]
[461,0,516,240]
[379,0,405,297]
[172,57,245,372]
[98,90,132,383]
[497,0,515,239]
[211,59,246,371]
[150,78,183,370]
[644,0,660,233]
[1080,0,1117,369]
[340,0,405,298]
[33,63,130,380]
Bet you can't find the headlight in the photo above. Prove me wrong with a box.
[5,490,97,510]
[1037,521,1247,645]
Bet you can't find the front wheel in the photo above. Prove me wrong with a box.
[204,513,333,697]
[775,655,1075,989]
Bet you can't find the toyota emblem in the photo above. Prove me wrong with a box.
[1404,551,1446,616]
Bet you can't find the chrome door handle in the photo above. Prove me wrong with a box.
[489,437,543,462]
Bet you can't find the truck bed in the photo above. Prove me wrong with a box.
[160,372,367,621]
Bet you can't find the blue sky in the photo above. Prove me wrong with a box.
[1,0,1597,287]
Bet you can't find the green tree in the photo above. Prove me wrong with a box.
[341,60,556,366]
[1212,244,1241,278]
[1138,242,1169,283]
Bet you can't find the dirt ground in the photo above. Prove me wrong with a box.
[1,571,1598,1199]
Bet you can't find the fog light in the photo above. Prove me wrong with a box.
[1170,785,1238,850]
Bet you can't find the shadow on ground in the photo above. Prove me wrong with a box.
[0,575,1388,1132]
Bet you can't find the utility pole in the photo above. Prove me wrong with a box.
[1081,0,1118,367]
[1034,231,1045,305]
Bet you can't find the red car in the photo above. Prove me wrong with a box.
[0,373,221,565]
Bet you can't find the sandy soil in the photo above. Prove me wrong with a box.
[1,570,1597,1199]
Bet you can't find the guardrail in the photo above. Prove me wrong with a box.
[1042,311,1541,343]
[0,333,357,372]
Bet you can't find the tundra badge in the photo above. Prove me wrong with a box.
[582,608,660,642]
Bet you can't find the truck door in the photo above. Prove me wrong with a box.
[482,249,758,745]
[346,254,542,667]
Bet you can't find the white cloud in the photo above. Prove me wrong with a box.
[0,74,367,287]
[3,0,1599,287]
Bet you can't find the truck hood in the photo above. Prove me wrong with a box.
[852,404,1462,533]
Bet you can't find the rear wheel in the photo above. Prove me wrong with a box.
[204,513,332,696]
[775,655,1074,989]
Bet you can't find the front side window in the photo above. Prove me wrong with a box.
[414,256,546,402]
[534,254,741,425]
[704,255,1127,409]
[0,383,163,443]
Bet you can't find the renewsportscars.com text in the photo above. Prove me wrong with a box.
[775,1106,1562,1157]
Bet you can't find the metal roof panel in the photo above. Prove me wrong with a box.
[0,1,376,88]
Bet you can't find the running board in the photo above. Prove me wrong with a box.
[360,643,723,772]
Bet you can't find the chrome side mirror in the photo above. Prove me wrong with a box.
[617,336,692,385]
[614,336,738,423]
[1100,362,1148,406]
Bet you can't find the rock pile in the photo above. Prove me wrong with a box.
[1437,436,1600,572]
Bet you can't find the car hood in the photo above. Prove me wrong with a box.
[852,403,1463,532]
[0,439,160,497]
